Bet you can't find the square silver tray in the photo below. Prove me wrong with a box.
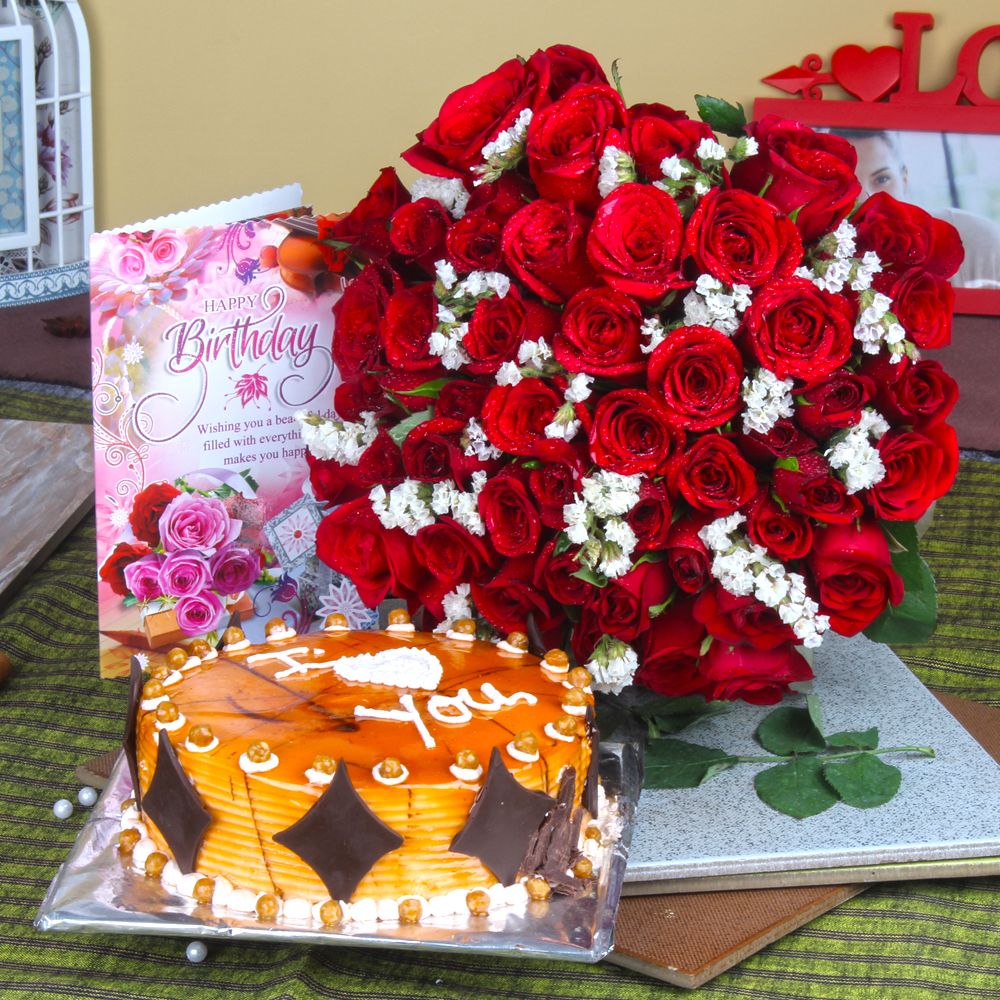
[36,743,641,963]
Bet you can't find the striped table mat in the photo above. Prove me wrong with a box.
[0,383,997,999]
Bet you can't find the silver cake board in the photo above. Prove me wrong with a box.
[624,633,1000,893]
[36,745,641,963]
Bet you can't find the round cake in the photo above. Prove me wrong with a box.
[120,615,610,924]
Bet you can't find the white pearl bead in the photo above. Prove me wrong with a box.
[53,799,73,820]
[78,786,98,807]
[185,940,208,964]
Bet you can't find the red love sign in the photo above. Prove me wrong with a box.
[831,44,902,101]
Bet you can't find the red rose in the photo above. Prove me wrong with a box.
[878,359,958,430]
[587,183,686,300]
[544,43,609,98]
[472,555,555,636]
[316,498,427,608]
[773,452,862,524]
[446,211,503,272]
[589,560,673,642]
[535,539,593,606]
[648,325,744,430]
[743,277,855,385]
[477,471,542,557]
[625,478,672,552]
[684,189,802,288]
[701,641,813,705]
[870,424,958,521]
[676,436,757,514]
[332,265,391,378]
[466,172,535,223]
[465,290,558,375]
[853,192,963,279]
[810,520,903,635]
[129,482,180,546]
[554,286,645,378]
[502,199,595,302]
[381,284,441,372]
[401,417,476,483]
[388,197,451,271]
[307,430,404,506]
[694,584,795,651]
[745,490,813,561]
[795,371,875,440]
[334,375,396,423]
[481,380,563,457]
[665,514,712,594]
[589,388,682,476]
[634,599,710,698]
[318,168,410,261]
[739,418,817,464]
[528,452,586,529]
[401,52,551,177]
[526,83,626,208]
[99,541,153,597]
[413,517,496,618]
[434,380,491,423]
[880,268,954,350]
[626,103,714,182]
[729,116,860,243]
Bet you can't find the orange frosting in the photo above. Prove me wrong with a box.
[136,629,593,903]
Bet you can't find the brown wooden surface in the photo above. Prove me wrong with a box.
[0,419,93,612]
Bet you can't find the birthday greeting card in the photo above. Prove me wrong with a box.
[91,187,375,678]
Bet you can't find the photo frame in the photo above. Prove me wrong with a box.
[0,24,39,253]
[754,12,1000,317]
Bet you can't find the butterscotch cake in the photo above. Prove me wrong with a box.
[119,614,614,925]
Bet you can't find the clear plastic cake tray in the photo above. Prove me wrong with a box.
[36,744,641,963]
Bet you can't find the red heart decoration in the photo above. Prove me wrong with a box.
[831,45,901,102]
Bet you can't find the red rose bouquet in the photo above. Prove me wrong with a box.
[297,46,960,706]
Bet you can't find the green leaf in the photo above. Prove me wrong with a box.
[553,532,573,557]
[806,694,825,739]
[755,707,826,755]
[826,728,879,751]
[122,595,137,608]
[823,753,902,809]
[694,95,747,137]
[863,521,937,644]
[571,565,609,588]
[698,634,714,656]
[395,378,450,400]
[773,456,800,472]
[387,408,433,446]
[633,550,667,566]
[240,468,260,493]
[611,58,626,101]
[648,591,677,618]
[647,699,730,737]
[644,739,737,789]
[755,757,839,819]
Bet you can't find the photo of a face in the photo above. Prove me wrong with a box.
[830,128,1000,290]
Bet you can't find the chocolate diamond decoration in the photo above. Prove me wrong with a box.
[141,733,212,874]
[121,656,143,807]
[450,748,557,885]
[273,760,403,901]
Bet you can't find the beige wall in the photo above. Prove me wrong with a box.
[80,1,1000,231]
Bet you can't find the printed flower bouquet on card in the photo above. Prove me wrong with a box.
[99,480,263,650]
[292,46,961,815]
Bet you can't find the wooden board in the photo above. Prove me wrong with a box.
[0,419,93,610]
